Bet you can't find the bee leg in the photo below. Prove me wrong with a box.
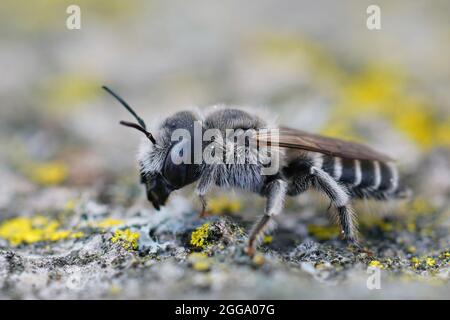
[310,166,359,245]
[198,194,209,218]
[337,206,359,247]
[196,168,216,218]
[245,215,270,257]
[245,179,287,257]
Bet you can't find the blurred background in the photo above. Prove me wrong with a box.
[0,0,449,201]
[0,0,448,299]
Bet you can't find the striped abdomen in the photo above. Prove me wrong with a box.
[313,153,407,200]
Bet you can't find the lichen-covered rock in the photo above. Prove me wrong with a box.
[0,183,448,299]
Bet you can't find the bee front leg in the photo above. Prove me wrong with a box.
[245,179,287,257]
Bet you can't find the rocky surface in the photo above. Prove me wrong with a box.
[0,151,448,299]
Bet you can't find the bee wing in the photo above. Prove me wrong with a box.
[255,126,394,162]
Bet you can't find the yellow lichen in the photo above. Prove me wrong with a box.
[256,40,448,150]
[411,257,438,268]
[190,223,210,248]
[360,215,400,233]
[258,34,344,83]
[369,260,384,269]
[376,220,394,232]
[1,2,138,33]
[208,196,242,215]
[47,230,71,241]
[410,198,434,215]
[307,224,339,240]
[187,252,210,272]
[0,216,83,246]
[110,229,139,251]
[263,235,273,244]
[71,231,84,239]
[192,261,210,271]
[324,64,449,150]
[407,246,417,253]
[411,257,420,268]
[109,285,121,295]
[64,199,77,212]
[426,258,436,267]
[95,218,125,229]
[406,222,416,233]
[44,74,100,113]
[393,107,437,148]
[320,120,363,142]
[26,162,68,186]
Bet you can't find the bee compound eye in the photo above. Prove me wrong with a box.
[162,145,188,188]
[162,136,202,189]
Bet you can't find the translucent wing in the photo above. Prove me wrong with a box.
[256,126,393,162]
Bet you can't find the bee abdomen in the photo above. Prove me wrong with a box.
[318,154,406,199]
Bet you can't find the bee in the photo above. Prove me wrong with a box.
[103,86,410,256]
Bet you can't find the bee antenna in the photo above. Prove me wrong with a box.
[102,86,157,144]
[119,121,157,144]
[102,86,147,130]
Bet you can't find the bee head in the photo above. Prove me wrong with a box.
[140,147,200,211]
[103,86,202,210]
[138,112,201,210]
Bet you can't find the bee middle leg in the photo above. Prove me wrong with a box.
[245,179,287,256]
[310,166,359,246]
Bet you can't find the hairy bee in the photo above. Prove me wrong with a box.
[103,86,410,256]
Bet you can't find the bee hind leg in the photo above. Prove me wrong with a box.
[245,179,287,257]
[337,206,360,247]
[310,166,359,246]
[245,215,271,257]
